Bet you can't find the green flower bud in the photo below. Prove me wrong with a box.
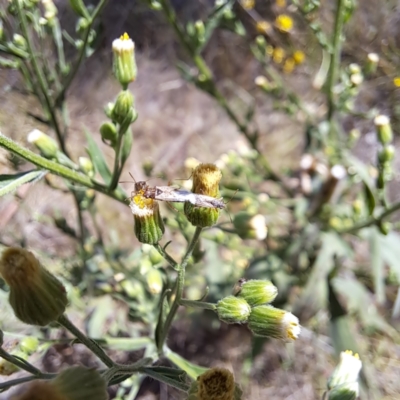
[364,53,379,75]
[27,129,59,158]
[20,336,39,354]
[374,115,393,145]
[233,212,267,240]
[216,296,251,324]
[148,247,164,265]
[112,32,137,88]
[146,268,163,294]
[15,366,108,400]
[327,351,362,400]
[0,247,68,326]
[111,90,135,125]
[69,0,89,18]
[129,192,164,245]
[78,157,94,177]
[248,305,300,342]
[100,121,118,145]
[13,33,27,50]
[184,163,222,228]
[42,0,57,22]
[236,279,277,306]
[378,144,395,164]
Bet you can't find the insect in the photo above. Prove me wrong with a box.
[128,174,225,209]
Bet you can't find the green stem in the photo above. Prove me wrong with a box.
[153,243,178,269]
[0,133,127,204]
[179,299,216,310]
[15,1,66,154]
[0,374,56,392]
[326,0,345,123]
[157,227,203,354]
[109,130,125,191]
[0,348,42,375]
[57,314,115,368]
[338,200,400,234]
[55,0,108,105]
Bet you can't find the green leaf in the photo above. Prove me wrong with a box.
[102,337,152,351]
[85,128,112,185]
[166,350,208,380]
[329,315,359,357]
[332,276,398,338]
[140,366,190,392]
[0,170,47,197]
[347,155,376,215]
[155,289,171,351]
[378,230,400,282]
[368,227,385,304]
[295,232,352,314]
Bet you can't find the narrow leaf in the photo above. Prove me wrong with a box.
[166,350,208,380]
[368,227,385,304]
[85,129,112,185]
[0,170,47,197]
[140,366,190,392]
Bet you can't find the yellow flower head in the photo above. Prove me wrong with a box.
[275,14,293,32]
[293,50,305,64]
[394,77,400,87]
[276,0,286,6]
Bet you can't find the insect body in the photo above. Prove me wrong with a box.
[132,181,225,209]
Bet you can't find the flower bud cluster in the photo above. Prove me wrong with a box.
[216,279,300,342]
[374,115,395,192]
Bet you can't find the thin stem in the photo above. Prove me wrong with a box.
[338,200,400,234]
[326,0,345,122]
[157,227,203,354]
[158,0,292,194]
[0,349,42,375]
[153,243,178,269]
[15,1,66,154]
[57,314,115,368]
[0,133,127,204]
[109,131,124,191]
[55,0,108,105]
[179,299,216,311]
[0,373,56,392]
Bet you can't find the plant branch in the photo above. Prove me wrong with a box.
[338,200,400,234]
[0,348,42,375]
[15,1,66,154]
[326,0,345,122]
[157,226,203,354]
[0,132,127,204]
[55,0,108,105]
[57,314,115,368]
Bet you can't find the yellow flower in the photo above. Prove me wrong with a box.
[272,47,285,64]
[393,77,400,87]
[276,0,286,6]
[275,14,293,32]
[283,57,295,73]
[240,0,255,10]
[293,50,305,64]
[256,20,270,33]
